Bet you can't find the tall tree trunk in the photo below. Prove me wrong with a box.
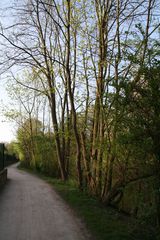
[49,88,67,181]
[90,0,109,195]
[65,0,83,189]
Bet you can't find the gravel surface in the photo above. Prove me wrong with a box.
[0,164,91,240]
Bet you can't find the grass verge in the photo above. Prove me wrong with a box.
[18,165,157,240]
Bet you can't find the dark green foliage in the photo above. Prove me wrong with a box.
[115,59,160,223]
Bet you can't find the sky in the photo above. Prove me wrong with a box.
[0,0,17,143]
[0,119,16,143]
[0,79,16,143]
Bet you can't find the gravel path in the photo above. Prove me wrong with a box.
[0,164,91,240]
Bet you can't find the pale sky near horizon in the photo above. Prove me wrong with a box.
[0,79,16,143]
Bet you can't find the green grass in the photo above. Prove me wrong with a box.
[18,166,157,240]
[45,178,157,240]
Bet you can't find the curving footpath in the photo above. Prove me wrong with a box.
[0,164,90,240]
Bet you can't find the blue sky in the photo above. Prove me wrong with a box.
[0,0,16,142]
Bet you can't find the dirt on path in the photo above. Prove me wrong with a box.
[0,164,91,240]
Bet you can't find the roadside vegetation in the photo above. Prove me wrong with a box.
[18,164,159,240]
[0,0,160,238]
